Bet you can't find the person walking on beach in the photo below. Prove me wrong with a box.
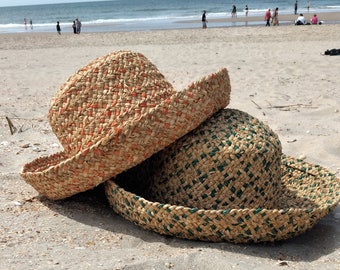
[76,18,82,34]
[202,10,207,29]
[56,21,61,35]
[265,9,271,26]
[272,8,279,26]
[231,5,237,18]
[72,21,77,34]
[294,0,298,15]
[30,19,33,30]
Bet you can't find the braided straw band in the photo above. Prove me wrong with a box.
[21,63,230,200]
[105,110,340,243]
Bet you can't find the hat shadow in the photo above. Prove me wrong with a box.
[40,172,339,263]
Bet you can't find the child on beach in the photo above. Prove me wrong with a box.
[72,21,77,34]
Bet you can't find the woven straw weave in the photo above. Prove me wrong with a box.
[147,109,282,210]
[105,109,340,243]
[48,51,176,154]
[21,51,231,200]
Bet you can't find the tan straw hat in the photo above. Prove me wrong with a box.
[21,51,231,200]
[105,109,340,243]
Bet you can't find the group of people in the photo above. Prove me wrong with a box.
[202,3,320,29]
[23,17,82,33]
[56,18,82,35]
[295,1,312,15]
[23,18,33,30]
[230,5,251,18]
[201,4,250,28]
[264,8,279,26]
[295,13,320,25]
[264,5,320,27]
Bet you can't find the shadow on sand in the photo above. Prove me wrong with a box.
[39,182,339,263]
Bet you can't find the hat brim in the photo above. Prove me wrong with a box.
[105,155,340,243]
[21,68,230,200]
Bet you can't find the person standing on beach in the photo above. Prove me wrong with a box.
[202,10,207,29]
[307,1,310,13]
[24,18,27,30]
[245,5,249,17]
[72,21,77,34]
[272,8,279,26]
[265,9,271,26]
[30,19,33,30]
[76,18,82,34]
[231,5,237,18]
[295,1,298,15]
[56,21,61,35]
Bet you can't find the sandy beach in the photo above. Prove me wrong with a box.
[1,22,340,269]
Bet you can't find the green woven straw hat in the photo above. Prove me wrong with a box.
[21,51,230,200]
[105,109,340,243]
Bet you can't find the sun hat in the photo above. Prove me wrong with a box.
[105,109,340,243]
[21,51,231,200]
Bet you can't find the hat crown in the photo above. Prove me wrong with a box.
[22,50,231,200]
[107,108,339,243]
[48,51,175,154]
[147,109,282,210]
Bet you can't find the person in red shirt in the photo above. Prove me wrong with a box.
[264,9,271,26]
[311,14,318,24]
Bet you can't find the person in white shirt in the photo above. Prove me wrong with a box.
[295,13,305,25]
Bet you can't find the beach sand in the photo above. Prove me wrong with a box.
[1,23,340,269]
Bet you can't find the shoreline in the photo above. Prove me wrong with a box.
[0,11,339,34]
[1,24,340,51]
[177,11,340,25]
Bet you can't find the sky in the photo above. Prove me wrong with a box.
[0,0,103,7]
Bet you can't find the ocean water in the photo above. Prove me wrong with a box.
[0,0,339,33]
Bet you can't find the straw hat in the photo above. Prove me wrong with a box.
[105,109,340,243]
[21,51,231,200]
